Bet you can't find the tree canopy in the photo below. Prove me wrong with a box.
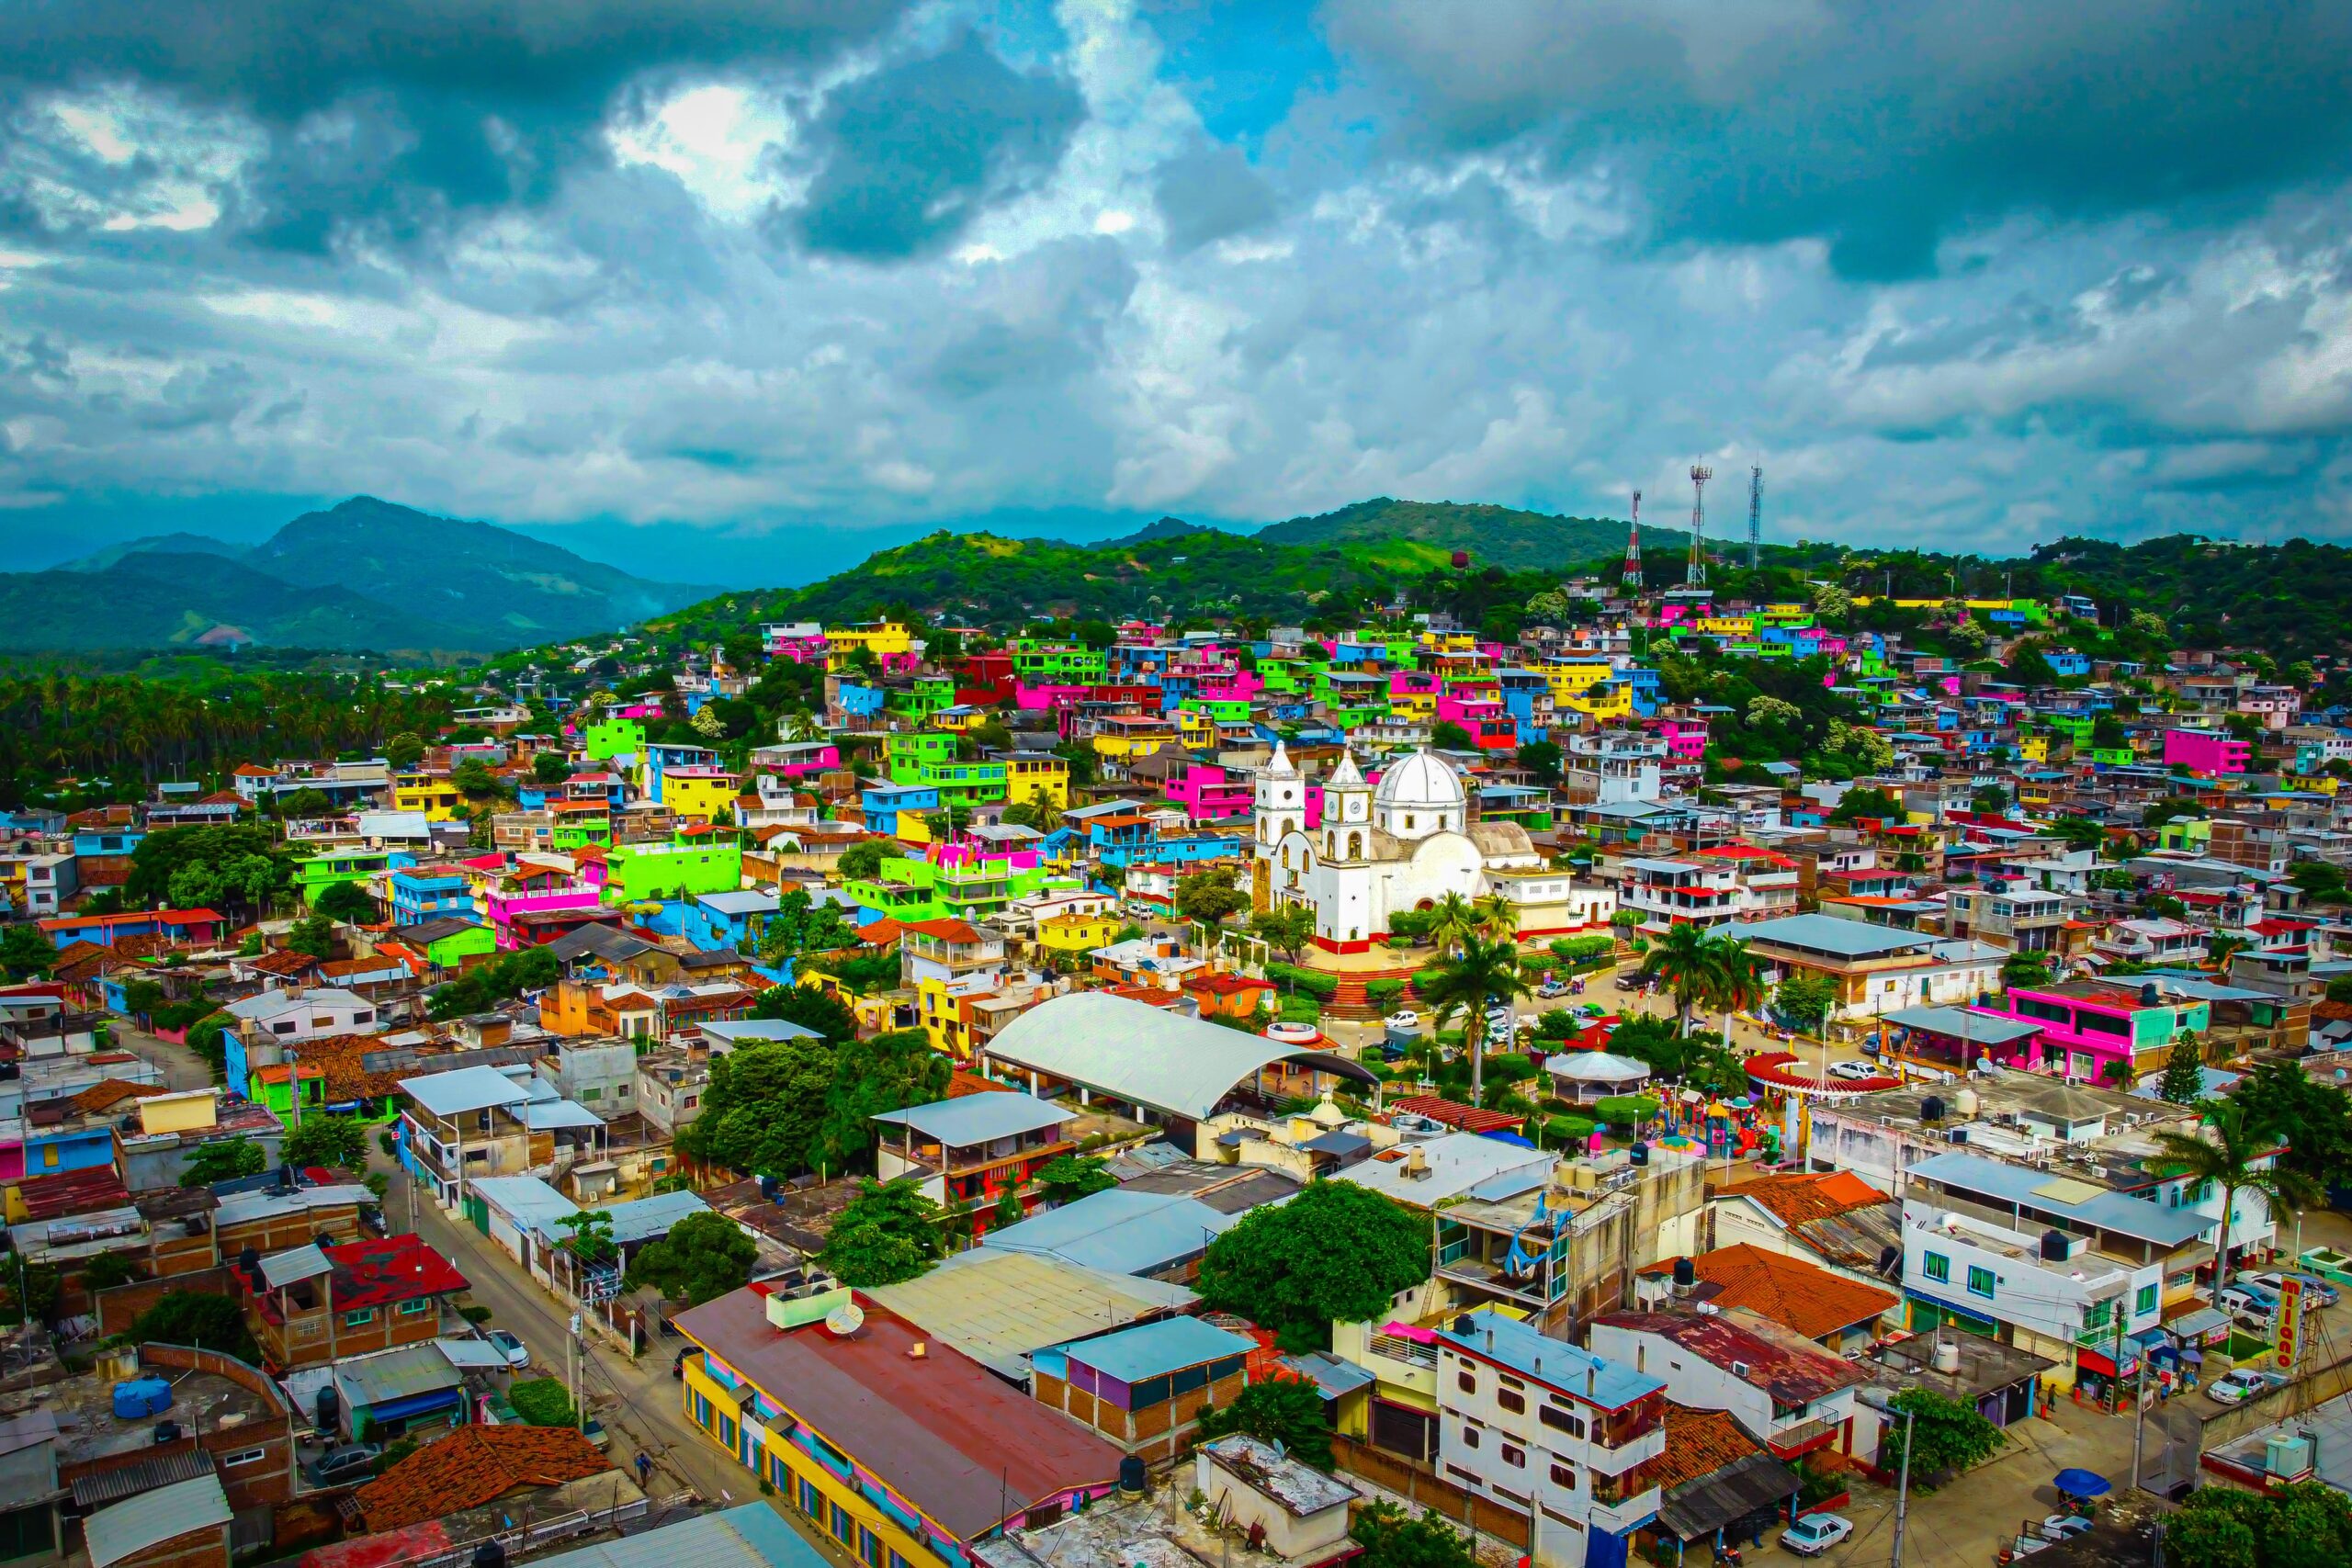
[818,1179,945,1287]
[624,1211,757,1304]
[179,1135,266,1189]
[280,1115,367,1170]
[1196,1179,1430,1351]
[1195,1381,1334,1470]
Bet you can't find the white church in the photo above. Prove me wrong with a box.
[1252,742,1616,954]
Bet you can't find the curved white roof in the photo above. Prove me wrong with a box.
[984,992,1336,1121]
[1374,748,1464,811]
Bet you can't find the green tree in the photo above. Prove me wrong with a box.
[1195,1381,1334,1470]
[506,1378,580,1427]
[1773,973,1838,1037]
[1638,922,1761,1039]
[1174,871,1250,931]
[1035,1156,1115,1204]
[1430,720,1475,751]
[679,1034,838,1177]
[2000,951,2052,989]
[1885,1388,2005,1484]
[385,733,426,770]
[749,983,859,1041]
[810,1029,952,1173]
[1515,740,1562,787]
[818,1179,946,1287]
[836,841,888,881]
[452,758,503,796]
[1827,785,1903,824]
[2290,862,2350,904]
[280,1115,367,1170]
[1348,1503,1478,1568]
[129,1291,258,1362]
[179,1135,266,1189]
[0,924,57,979]
[311,881,377,923]
[1195,1179,1430,1351]
[555,1209,617,1268]
[286,914,334,959]
[2233,1063,2352,1190]
[2150,1099,2324,1285]
[623,1211,757,1304]
[1419,932,1532,1105]
[279,786,334,818]
[83,1252,141,1292]
[1249,904,1316,963]
[532,751,573,786]
[2159,1033,2209,1105]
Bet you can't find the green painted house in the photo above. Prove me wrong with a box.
[582,717,647,763]
[296,849,390,905]
[603,835,744,905]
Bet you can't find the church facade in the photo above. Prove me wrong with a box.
[1252,743,1616,954]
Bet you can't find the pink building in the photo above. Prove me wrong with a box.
[481,864,603,949]
[755,741,841,780]
[760,622,831,663]
[1967,981,2209,1085]
[1389,671,1439,700]
[2163,728,2250,775]
[1166,764,1253,824]
[1195,672,1263,702]
[1657,718,1709,761]
[1016,681,1093,713]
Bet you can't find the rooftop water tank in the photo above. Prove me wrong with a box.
[2267,1433,2314,1480]
[112,1379,172,1420]
[1952,1087,1982,1117]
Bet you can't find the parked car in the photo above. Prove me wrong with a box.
[1536,980,1570,998]
[1781,1515,1854,1557]
[1829,1060,1880,1081]
[1486,1010,1517,1037]
[2219,1282,2278,1317]
[306,1444,382,1487]
[2245,1271,2341,1308]
[2208,1369,2289,1406]
[485,1329,530,1369]
[2040,1517,2095,1541]
[1384,1010,1421,1031]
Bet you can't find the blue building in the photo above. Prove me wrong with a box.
[834,682,888,721]
[861,782,940,838]
[390,865,474,925]
[73,825,143,858]
[683,889,780,953]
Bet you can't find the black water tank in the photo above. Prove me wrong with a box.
[2041,1228,2073,1261]
[1920,1095,1946,1122]
[1453,1314,1476,1337]
[2142,982,2163,1004]
[153,1421,181,1445]
[758,1174,780,1201]
[1671,1257,1696,1289]
[317,1385,340,1432]
[238,1246,261,1273]
[1118,1455,1148,1495]
[473,1540,507,1568]
[1629,1142,1650,1167]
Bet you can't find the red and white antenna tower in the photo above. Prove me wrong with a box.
[1621,490,1644,591]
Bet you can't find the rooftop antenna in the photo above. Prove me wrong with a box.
[1621,491,1644,592]
[1747,466,1763,572]
[1687,465,1713,589]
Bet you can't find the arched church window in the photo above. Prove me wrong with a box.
[1349,832,1364,859]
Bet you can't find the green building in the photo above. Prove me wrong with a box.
[603,835,744,905]
[1009,639,1109,685]
[843,850,1078,923]
[296,849,390,905]
[885,732,1006,806]
[582,717,647,763]
[408,919,497,976]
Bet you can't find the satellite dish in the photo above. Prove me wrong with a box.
[824,1301,865,1337]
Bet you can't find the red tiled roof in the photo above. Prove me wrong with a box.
[1182,973,1273,996]
[1591,1308,1864,1405]
[72,1078,172,1114]
[1636,1245,1896,1341]
[1641,1404,1763,1495]
[901,918,986,943]
[1718,1169,1887,1228]
[354,1426,609,1531]
[1385,1095,1527,1134]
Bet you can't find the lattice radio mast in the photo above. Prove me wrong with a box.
[1687,465,1713,588]
[1747,465,1763,572]
[1621,490,1644,592]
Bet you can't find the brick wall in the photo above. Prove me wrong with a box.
[96,1266,237,1338]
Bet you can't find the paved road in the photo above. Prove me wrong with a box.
[110,1020,218,1091]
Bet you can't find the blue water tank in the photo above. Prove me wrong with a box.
[113,1379,173,1419]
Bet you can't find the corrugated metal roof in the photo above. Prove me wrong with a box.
[335,1345,465,1408]
[981,993,1338,1121]
[981,1189,1243,1277]
[1906,1150,2211,1246]
[1062,1316,1253,1382]
[868,1251,1195,1379]
[71,1448,215,1508]
[399,1065,530,1115]
[871,1091,1069,1145]
[526,1504,830,1568]
[85,1472,231,1568]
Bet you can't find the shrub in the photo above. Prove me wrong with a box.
[1544,1116,1596,1145]
[1363,978,1406,1010]
[1266,963,1338,999]
[458,1304,493,1325]
[1593,1094,1661,1126]
[1278,991,1322,1026]
[507,1378,579,1427]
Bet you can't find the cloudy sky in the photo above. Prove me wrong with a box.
[5,0,2352,584]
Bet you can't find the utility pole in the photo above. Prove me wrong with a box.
[1889,1401,1916,1568]
[2130,1356,2150,1492]
[568,1312,583,1433]
[1687,466,1713,590]
[1747,466,1762,573]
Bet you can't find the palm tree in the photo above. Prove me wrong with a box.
[2149,1100,2323,1290]
[1641,921,1725,1038]
[1707,936,1767,1033]
[1427,893,1480,957]
[1422,933,1533,1107]
[2205,933,2251,976]
[1472,892,1521,946]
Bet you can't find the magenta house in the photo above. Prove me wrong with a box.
[1165,764,1253,824]
[2162,728,2250,775]
[481,864,603,949]
[1967,979,2210,1086]
[1657,718,1709,761]
[753,741,841,781]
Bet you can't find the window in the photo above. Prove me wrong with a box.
[693,1393,712,1428]
[399,1299,431,1316]
[1457,1371,1477,1394]
[1550,1462,1577,1489]
[1540,1404,1586,1438]
[831,1505,854,1546]
[1501,1443,1525,1468]
[343,1309,376,1327]
[1497,1389,1526,1415]
[220,1447,268,1468]
[2136,1284,2159,1315]
[1459,1426,1480,1450]
[1966,1266,1996,1300]
[1923,1252,1951,1284]
[860,1528,884,1567]
[798,1478,823,1518]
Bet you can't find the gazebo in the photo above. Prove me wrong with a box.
[1544,1050,1652,1105]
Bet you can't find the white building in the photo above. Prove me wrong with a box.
[1586,1307,1863,1463]
[1255,744,1549,952]
[1432,1310,1668,1568]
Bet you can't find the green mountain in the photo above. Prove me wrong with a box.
[0,552,474,654]
[1255,497,1675,570]
[10,497,710,654]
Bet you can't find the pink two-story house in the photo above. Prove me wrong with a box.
[1166,764,1253,825]
[1967,979,2210,1086]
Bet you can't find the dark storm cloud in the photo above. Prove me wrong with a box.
[781,32,1084,260]
[1321,0,2352,278]
[0,0,910,250]
[1151,143,1278,254]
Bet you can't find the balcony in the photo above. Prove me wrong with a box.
[1585,1483,1662,1536]
[1765,1416,1842,1458]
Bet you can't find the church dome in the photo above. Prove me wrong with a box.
[1374,749,1465,813]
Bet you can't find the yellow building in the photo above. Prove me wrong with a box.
[1035,911,1120,956]
[1559,682,1633,721]
[662,770,741,825]
[1695,615,1757,638]
[1388,687,1437,721]
[2018,735,2052,763]
[823,619,915,662]
[1418,629,1478,654]
[136,1089,219,1137]
[1539,658,1616,705]
[1175,708,1216,750]
[392,772,466,821]
[1091,720,1179,765]
[1004,753,1069,808]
